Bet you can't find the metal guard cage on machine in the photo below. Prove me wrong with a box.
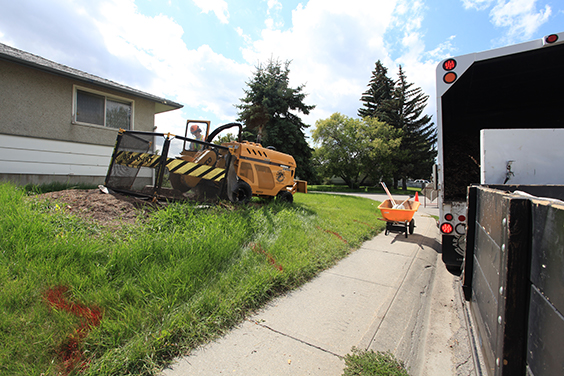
[104,130,234,202]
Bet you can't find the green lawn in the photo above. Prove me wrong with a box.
[0,184,386,376]
[308,184,421,195]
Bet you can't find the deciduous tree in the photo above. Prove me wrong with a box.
[312,113,401,188]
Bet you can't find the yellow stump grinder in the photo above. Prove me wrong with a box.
[105,120,307,203]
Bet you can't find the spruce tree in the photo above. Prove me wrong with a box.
[358,60,395,122]
[236,58,316,180]
[387,66,437,189]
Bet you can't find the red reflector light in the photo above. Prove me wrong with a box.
[546,34,559,44]
[443,58,457,71]
[441,223,453,234]
[459,215,466,222]
[443,72,457,84]
[445,213,454,221]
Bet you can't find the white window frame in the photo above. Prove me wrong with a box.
[72,85,135,130]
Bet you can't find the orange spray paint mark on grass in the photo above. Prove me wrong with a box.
[316,226,348,243]
[250,242,283,271]
[44,286,103,375]
[353,219,374,228]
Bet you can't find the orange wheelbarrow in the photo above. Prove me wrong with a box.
[378,199,420,238]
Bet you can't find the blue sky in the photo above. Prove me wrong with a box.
[0,0,562,139]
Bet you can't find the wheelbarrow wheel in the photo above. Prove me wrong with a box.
[405,222,408,238]
[409,219,415,235]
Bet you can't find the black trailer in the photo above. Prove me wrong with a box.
[462,185,564,376]
[434,32,564,272]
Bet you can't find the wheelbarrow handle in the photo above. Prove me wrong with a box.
[380,182,396,206]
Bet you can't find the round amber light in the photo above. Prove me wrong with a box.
[443,72,457,84]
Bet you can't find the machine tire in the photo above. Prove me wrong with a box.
[232,180,252,204]
[409,219,415,234]
[277,191,293,203]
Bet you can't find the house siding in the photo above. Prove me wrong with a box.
[0,57,172,186]
[0,133,154,186]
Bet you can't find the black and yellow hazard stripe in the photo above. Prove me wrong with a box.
[166,159,225,181]
[114,151,225,181]
[114,151,161,168]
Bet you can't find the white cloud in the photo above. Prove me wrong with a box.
[427,35,457,60]
[97,1,186,63]
[235,26,252,44]
[461,0,552,43]
[96,2,250,134]
[192,0,230,24]
[388,0,442,121]
[263,0,285,31]
[490,0,551,42]
[241,0,399,126]
[266,0,282,14]
[0,0,154,88]
[461,0,496,11]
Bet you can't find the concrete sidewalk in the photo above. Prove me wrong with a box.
[161,194,474,375]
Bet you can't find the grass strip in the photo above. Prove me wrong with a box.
[342,348,410,376]
[308,184,421,195]
[0,184,385,375]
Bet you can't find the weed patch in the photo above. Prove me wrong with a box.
[342,348,410,376]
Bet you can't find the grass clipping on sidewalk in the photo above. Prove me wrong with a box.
[0,184,385,375]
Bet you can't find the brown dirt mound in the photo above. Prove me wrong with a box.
[32,188,162,227]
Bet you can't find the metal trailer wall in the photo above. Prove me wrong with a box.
[527,199,564,375]
[462,185,564,376]
[480,129,564,185]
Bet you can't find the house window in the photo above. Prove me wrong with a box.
[75,88,132,130]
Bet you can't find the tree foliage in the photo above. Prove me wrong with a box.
[359,63,436,189]
[387,66,437,189]
[236,58,316,180]
[212,133,237,145]
[312,113,402,188]
[358,60,395,122]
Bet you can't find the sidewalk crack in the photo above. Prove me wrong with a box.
[248,319,343,360]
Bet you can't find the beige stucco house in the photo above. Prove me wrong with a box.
[0,42,183,186]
